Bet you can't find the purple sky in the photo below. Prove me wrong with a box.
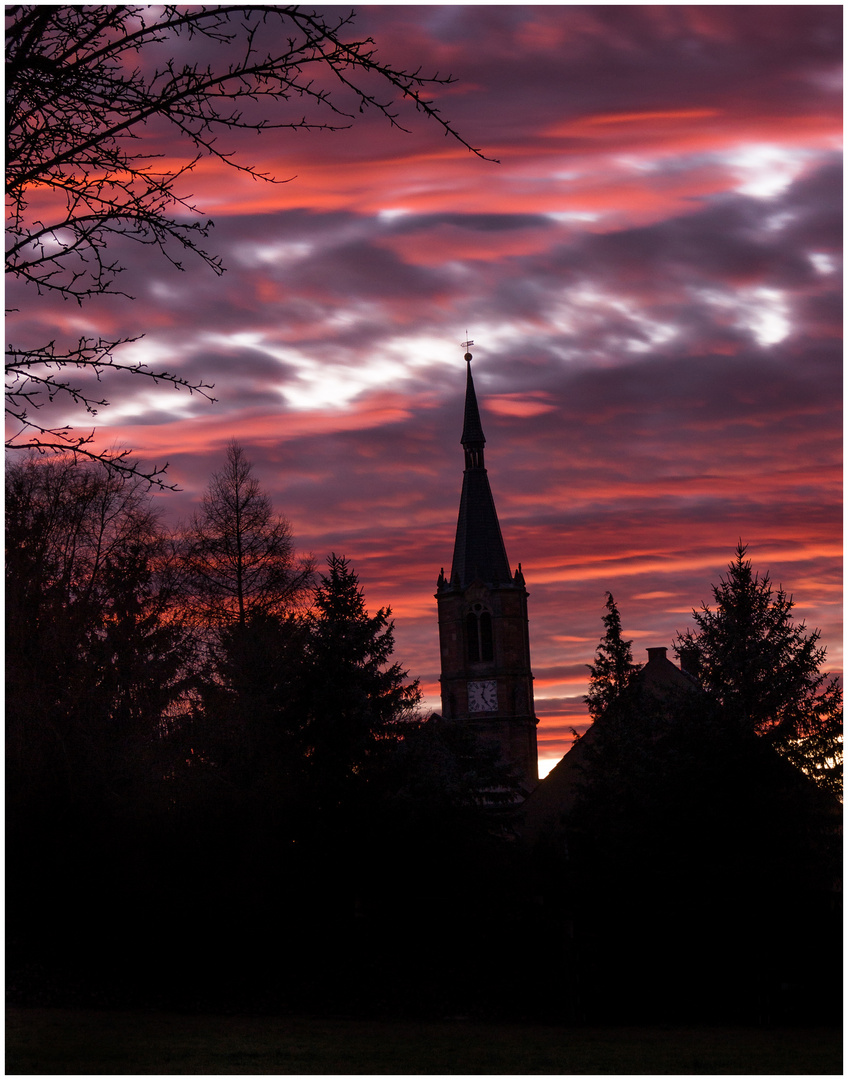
[9,5,842,773]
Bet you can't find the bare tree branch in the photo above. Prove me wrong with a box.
[6,5,495,483]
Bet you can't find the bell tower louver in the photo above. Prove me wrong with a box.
[435,343,538,790]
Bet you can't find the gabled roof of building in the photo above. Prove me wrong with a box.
[632,646,699,696]
[520,645,841,842]
[519,647,697,837]
[520,722,599,836]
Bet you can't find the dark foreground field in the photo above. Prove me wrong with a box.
[5,1008,843,1074]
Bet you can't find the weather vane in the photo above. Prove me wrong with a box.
[461,332,474,362]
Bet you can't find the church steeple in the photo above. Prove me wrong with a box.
[436,341,538,791]
[450,349,512,589]
[461,355,486,469]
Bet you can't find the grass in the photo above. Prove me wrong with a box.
[5,1007,843,1074]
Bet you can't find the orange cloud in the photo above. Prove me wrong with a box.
[580,108,723,127]
[376,224,562,267]
[84,395,416,462]
[485,394,558,418]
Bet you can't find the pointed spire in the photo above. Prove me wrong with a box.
[450,339,511,588]
[461,350,486,468]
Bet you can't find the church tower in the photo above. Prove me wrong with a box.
[436,344,538,790]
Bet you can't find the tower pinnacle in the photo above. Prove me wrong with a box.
[460,350,486,466]
[450,344,511,589]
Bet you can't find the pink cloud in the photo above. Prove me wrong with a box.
[8,5,841,765]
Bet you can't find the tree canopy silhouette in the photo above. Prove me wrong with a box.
[585,591,642,721]
[5,4,493,481]
[180,439,313,632]
[301,553,421,799]
[6,453,189,816]
[554,568,842,1023]
[675,543,842,796]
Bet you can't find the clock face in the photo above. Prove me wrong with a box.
[468,679,498,713]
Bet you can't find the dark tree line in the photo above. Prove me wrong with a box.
[552,572,842,1024]
[6,444,527,1015]
[7,456,840,1020]
[6,456,190,818]
[676,543,842,795]
[586,557,842,795]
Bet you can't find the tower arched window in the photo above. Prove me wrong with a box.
[466,604,493,663]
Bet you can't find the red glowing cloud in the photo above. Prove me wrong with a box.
[8,5,841,765]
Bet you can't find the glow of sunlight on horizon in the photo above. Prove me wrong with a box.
[537,757,561,780]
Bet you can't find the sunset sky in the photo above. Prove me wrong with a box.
[9,5,842,775]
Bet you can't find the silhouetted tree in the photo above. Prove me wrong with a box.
[180,440,313,632]
[173,442,313,815]
[302,554,420,804]
[676,543,842,796]
[585,591,642,720]
[6,453,197,1006]
[184,610,311,802]
[378,716,525,835]
[170,555,425,1013]
[566,669,841,1024]
[6,5,492,480]
[6,453,189,815]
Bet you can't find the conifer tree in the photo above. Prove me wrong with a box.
[585,592,642,721]
[6,454,189,812]
[181,440,313,632]
[303,554,420,796]
[178,442,313,791]
[675,543,842,795]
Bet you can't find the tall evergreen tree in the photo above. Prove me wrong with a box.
[675,543,842,795]
[6,454,188,813]
[190,610,310,796]
[181,440,313,632]
[585,592,642,721]
[6,454,193,1006]
[302,554,421,799]
[175,443,314,807]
